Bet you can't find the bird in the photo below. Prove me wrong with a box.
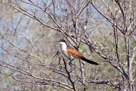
[58,39,99,65]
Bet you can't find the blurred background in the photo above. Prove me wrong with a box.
[0,0,135,90]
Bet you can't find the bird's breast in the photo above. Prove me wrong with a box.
[61,47,73,60]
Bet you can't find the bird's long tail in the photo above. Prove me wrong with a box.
[81,57,99,65]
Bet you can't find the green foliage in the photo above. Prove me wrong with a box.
[49,58,55,62]
[79,42,86,53]
[6,76,14,88]
[4,69,11,75]
[46,85,51,88]
[88,83,93,89]
[2,74,6,78]
[60,88,65,91]
[47,70,52,74]
[34,53,47,61]
[75,70,80,76]
[54,86,58,89]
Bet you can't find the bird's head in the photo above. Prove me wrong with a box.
[58,39,67,47]
[58,39,66,43]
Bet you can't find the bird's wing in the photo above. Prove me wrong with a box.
[66,47,84,58]
[67,47,99,65]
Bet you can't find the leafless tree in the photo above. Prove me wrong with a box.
[0,0,135,90]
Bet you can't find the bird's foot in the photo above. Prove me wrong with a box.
[69,61,73,66]
[69,58,74,66]
[81,62,85,65]
[69,61,76,67]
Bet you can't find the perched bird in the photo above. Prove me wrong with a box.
[58,39,99,65]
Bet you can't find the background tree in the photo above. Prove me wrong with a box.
[0,0,135,91]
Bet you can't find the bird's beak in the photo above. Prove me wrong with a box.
[58,40,60,42]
